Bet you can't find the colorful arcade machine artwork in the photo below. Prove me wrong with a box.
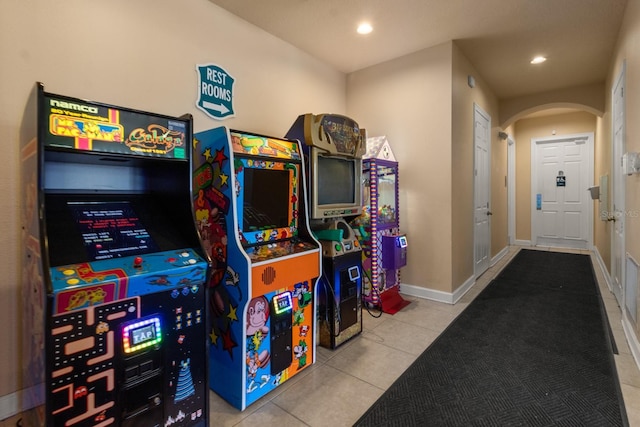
[286,114,366,349]
[192,127,321,410]
[20,83,209,427]
[350,136,409,314]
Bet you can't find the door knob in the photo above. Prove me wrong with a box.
[487,211,493,216]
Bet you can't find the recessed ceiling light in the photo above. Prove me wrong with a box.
[531,56,547,64]
[357,23,373,35]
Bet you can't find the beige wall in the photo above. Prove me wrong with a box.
[608,0,640,340]
[0,0,346,410]
[513,112,598,242]
[451,43,503,289]
[347,42,454,292]
[500,83,605,128]
[347,41,502,294]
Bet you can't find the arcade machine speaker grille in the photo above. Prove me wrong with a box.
[262,266,276,285]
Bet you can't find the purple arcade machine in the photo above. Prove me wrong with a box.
[350,136,409,314]
[286,114,366,349]
[20,83,209,427]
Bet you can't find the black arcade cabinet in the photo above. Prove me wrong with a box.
[20,83,209,427]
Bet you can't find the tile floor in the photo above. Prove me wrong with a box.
[2,246,639,427]
[205,246,640,427]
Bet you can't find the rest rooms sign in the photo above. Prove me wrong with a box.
[196,64,235,120]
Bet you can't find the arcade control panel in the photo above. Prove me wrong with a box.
[46,249,208,426]
[313,219,361,258]
[49,249,207,311]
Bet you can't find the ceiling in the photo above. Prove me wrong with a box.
[208,0,628,101]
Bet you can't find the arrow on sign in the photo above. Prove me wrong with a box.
[202,101,230,115]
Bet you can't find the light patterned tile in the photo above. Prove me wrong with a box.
[390,301,457,333]
[325,334,416,389]
[361,306,389,332]
[615,353,640,388]
[208,390,258,427]
[271,364,384,427]
[621,383,640,426]
[627,406,640,427]
[360,317,439,355]
[612,326,633,355]
[403,295,457,315]
[232,402,311,427]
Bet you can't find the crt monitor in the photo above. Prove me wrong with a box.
[310,148,363,219]
[45,193,199,267]
[235,157,300,246]
[317,155,356,205]
[243,167,290,231]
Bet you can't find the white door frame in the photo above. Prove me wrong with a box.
[507,136,516,245]
[611,62,626,306]
[473,103,491,276]
[530,133,594,248]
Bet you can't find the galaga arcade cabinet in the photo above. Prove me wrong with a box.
[350,136,409,314]
[20,83,209,427]
[286,114,365,349]
[192,127,320,410]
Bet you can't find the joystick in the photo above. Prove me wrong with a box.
[133,256,143,268]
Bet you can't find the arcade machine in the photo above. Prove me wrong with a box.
[350,136,409,314]
[192,127,321,410]
[286,114,366,349]
[20,83,209,427]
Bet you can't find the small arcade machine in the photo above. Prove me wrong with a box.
[20,83,209,427]
[351,136,409,314]
[286,114,365,349]
[192,127,321,410]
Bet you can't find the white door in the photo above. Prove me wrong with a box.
[531,134,593,249]
[474,104,491,276]
[611,64,625,305]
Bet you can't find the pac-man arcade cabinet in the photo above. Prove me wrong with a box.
[192,127,320,410]
[20,83,209,427]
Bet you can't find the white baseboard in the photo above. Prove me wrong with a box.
[0,390,19,421]
[593,247,640,374]
[399,248,510,305]
[490,246,509,267]
[451,274,476,303]
[400,274,475,305]
[515,240,532,247]
[400,282,455,304]
[622,315,640,373]
[0,384,44,421]
[593,246,614,293]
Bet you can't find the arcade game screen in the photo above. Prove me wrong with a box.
[45,193,196,267]
[242,167,290,232]
[317,155,356,205]
[68,201,159,261]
